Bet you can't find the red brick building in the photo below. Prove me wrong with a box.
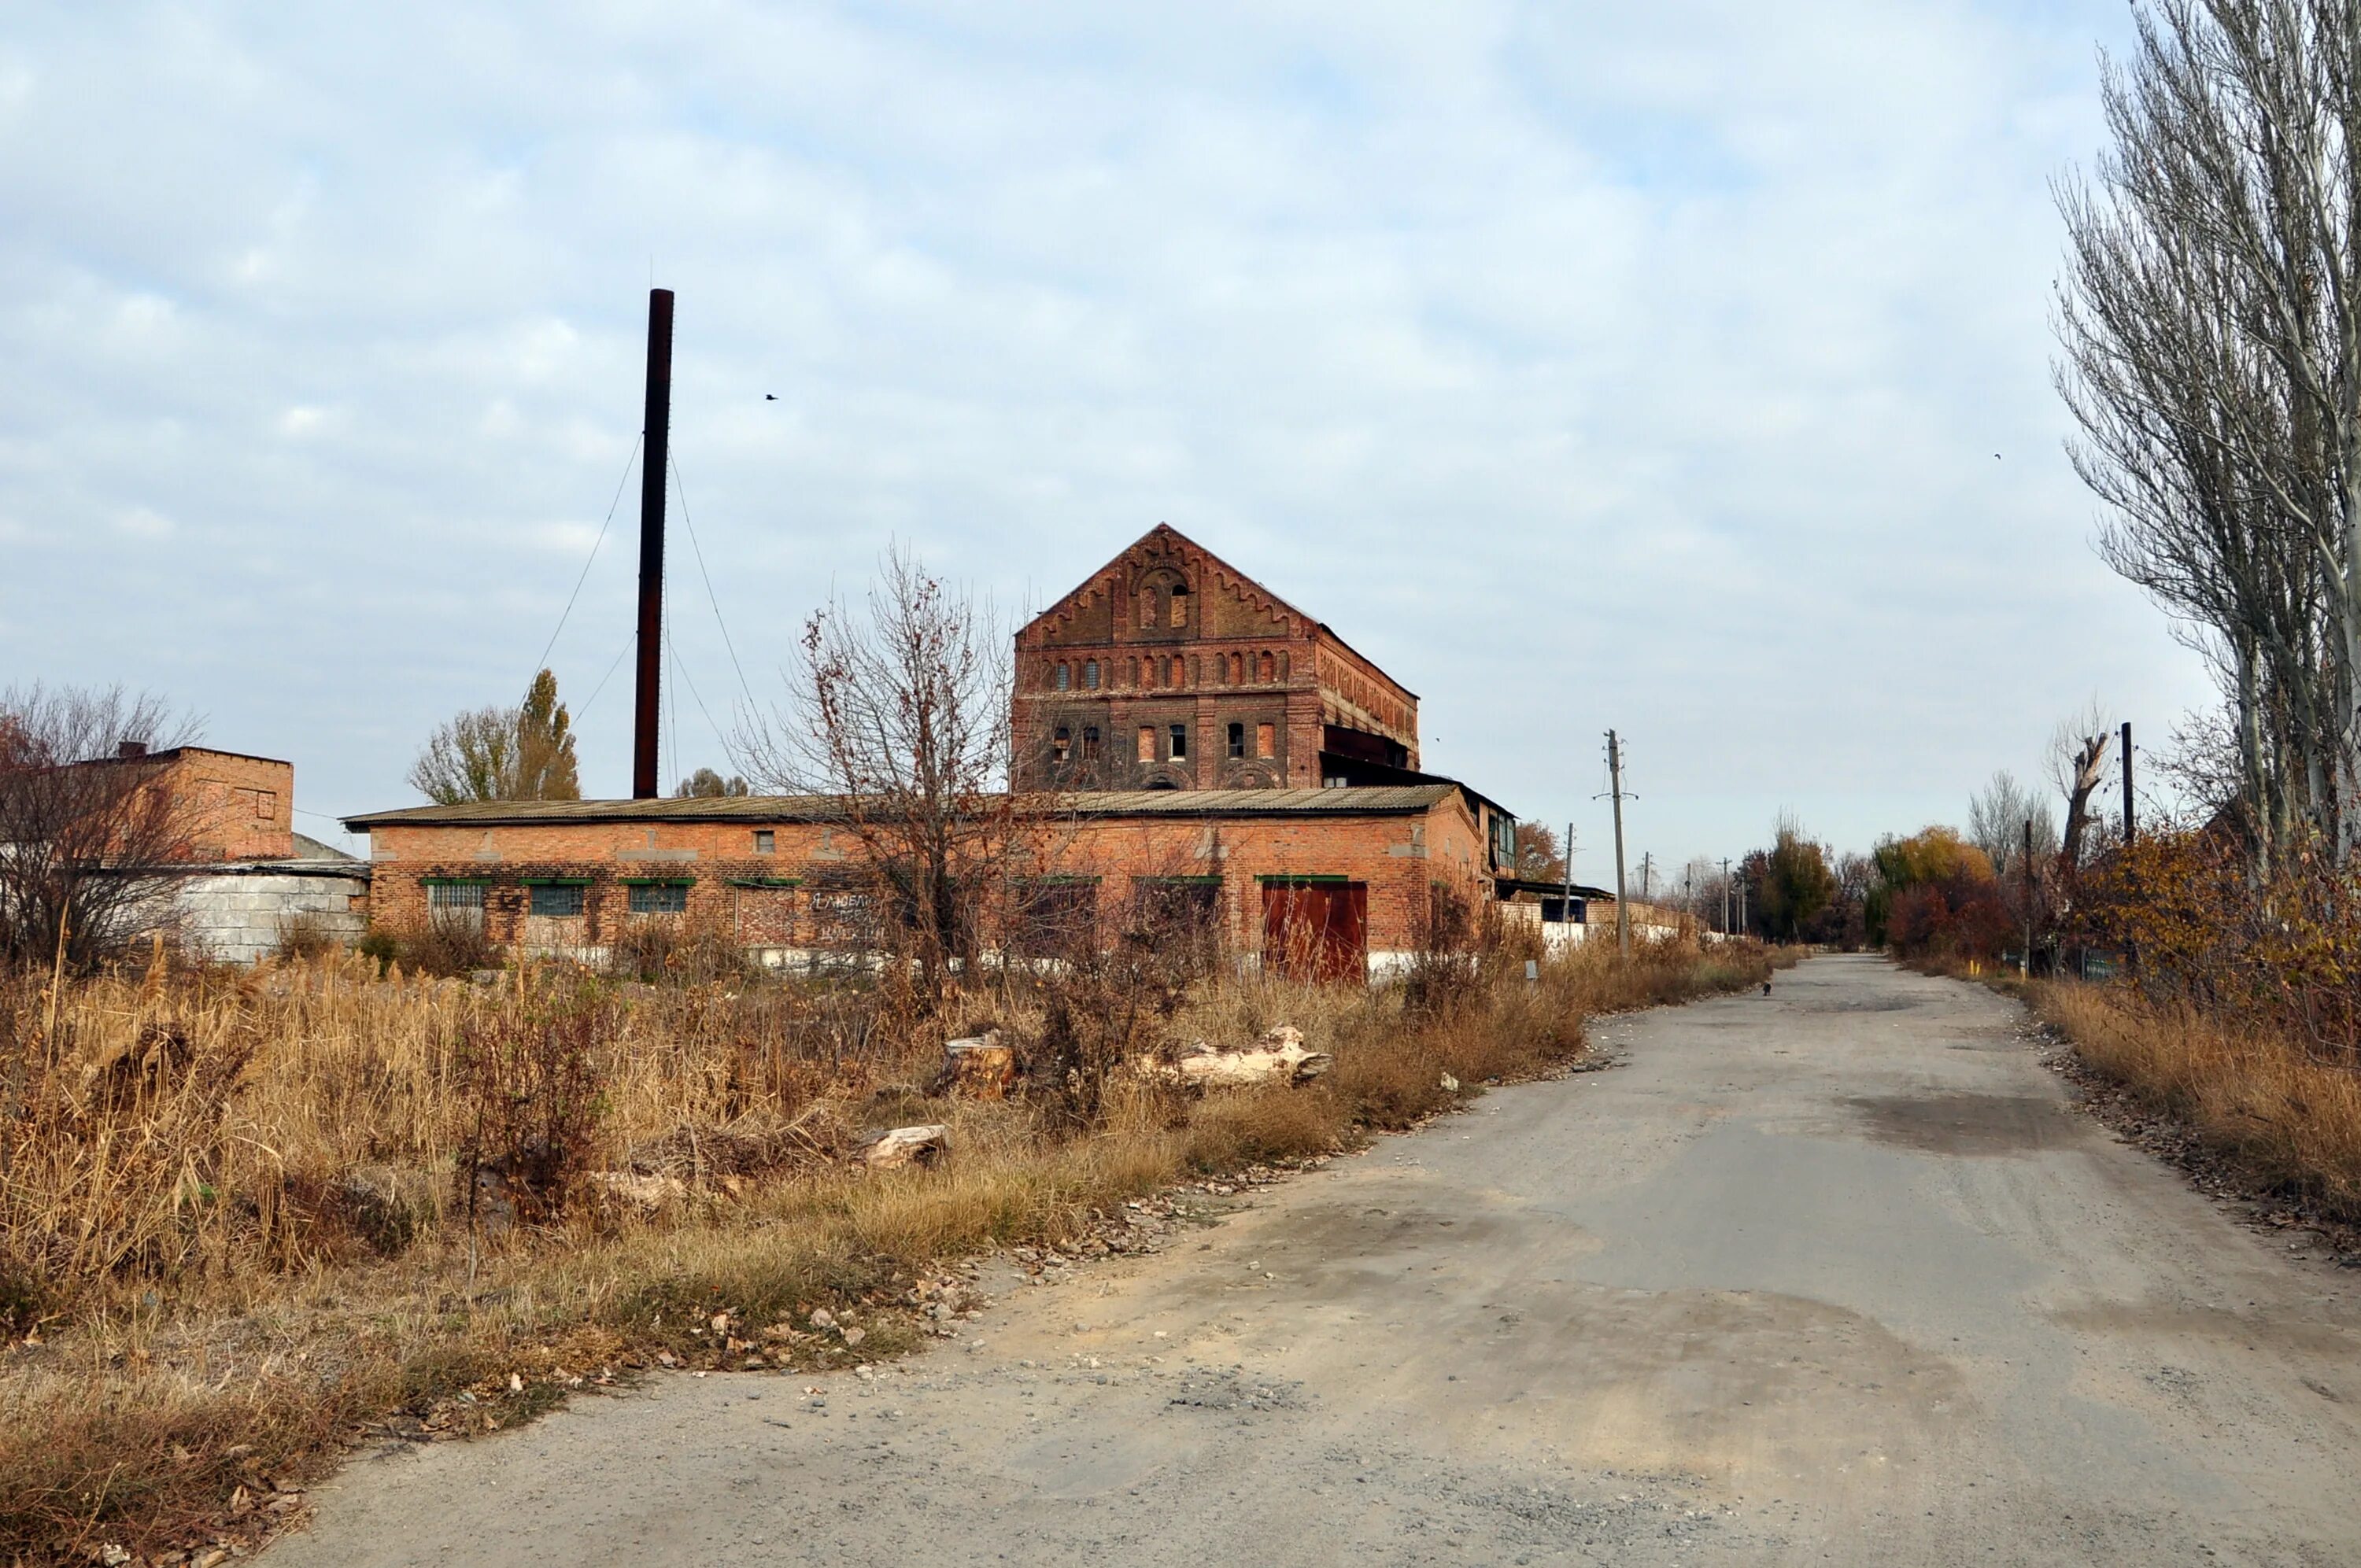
[345,526,1537,979]
[1014,524,1421,791]
[345,784,1507,980]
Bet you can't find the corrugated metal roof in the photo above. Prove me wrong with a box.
[342,784,1461,832]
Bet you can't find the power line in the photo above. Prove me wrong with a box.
[529,434,641,687]
[669,608,737,769]
[575,633,636,721]
[670,454,758,713]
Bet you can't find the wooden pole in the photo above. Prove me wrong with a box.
[1608,730,1628,958]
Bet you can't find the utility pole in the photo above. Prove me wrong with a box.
[1560,820,1576,947]
[2121,721,2134,843]
[2023,817,2035,977]
[1605,731,1630,957]
[1640,851,1653,903]
[632,287,676,801]
[1721,857,1731,935]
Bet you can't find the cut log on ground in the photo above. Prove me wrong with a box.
[588,1170,690,1212]
[1144,1025,1332,1090]
[856,1123,950,1169]
[933,1031,1016,1099]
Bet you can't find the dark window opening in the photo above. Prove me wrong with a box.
[1014,878,1099,959]
[1052,726,1072,765]
[1227,722,1245,759]
[1169,723,1188,759]
[1081,725,1100,760]
[529,884,585,917]
[628,883,689,915]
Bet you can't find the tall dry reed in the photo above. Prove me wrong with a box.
[2038,980,2361,1219]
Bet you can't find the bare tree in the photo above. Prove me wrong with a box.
[739,548,1017,1005]
[0,683,205,972]
[1968,770,2060,879]
[2056,0,2361,865]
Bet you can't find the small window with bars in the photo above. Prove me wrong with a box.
[627,882,689,915]
[427,881,485,912]
[529,884,585,917]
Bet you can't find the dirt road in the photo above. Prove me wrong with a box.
[269,956,2361,1566]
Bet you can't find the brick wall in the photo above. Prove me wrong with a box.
[361,795,1495,973]
[157,750,295,861]
[1013,524,1418,791]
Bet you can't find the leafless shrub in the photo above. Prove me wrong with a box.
[1403,881,1483,1018]
[275,909,342,963]
[454,1002,604,1230]
[607,913,752,986]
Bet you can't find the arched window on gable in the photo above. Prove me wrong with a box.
[1169,585,1189,627]
[1083,660,1100,689]
[1055,662,1070,691]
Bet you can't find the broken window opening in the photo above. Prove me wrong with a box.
[1169,723,1189,760]
[1169,585,1189,626]
[1052,726,1072,765]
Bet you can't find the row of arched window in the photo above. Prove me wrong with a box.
[1047,648,1288,692]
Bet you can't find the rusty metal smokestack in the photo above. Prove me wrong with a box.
[632,288,674,800]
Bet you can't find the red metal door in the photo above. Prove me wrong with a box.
[1261,881,1368,983]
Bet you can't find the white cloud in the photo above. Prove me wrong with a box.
[0,1,2202,858]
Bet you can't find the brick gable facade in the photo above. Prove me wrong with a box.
[1012,524,1419,791]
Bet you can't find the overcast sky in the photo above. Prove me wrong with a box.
[0,1,2208,881]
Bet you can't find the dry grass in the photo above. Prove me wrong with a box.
[2035,981,2361,1222]
[0,936,1769,1564]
